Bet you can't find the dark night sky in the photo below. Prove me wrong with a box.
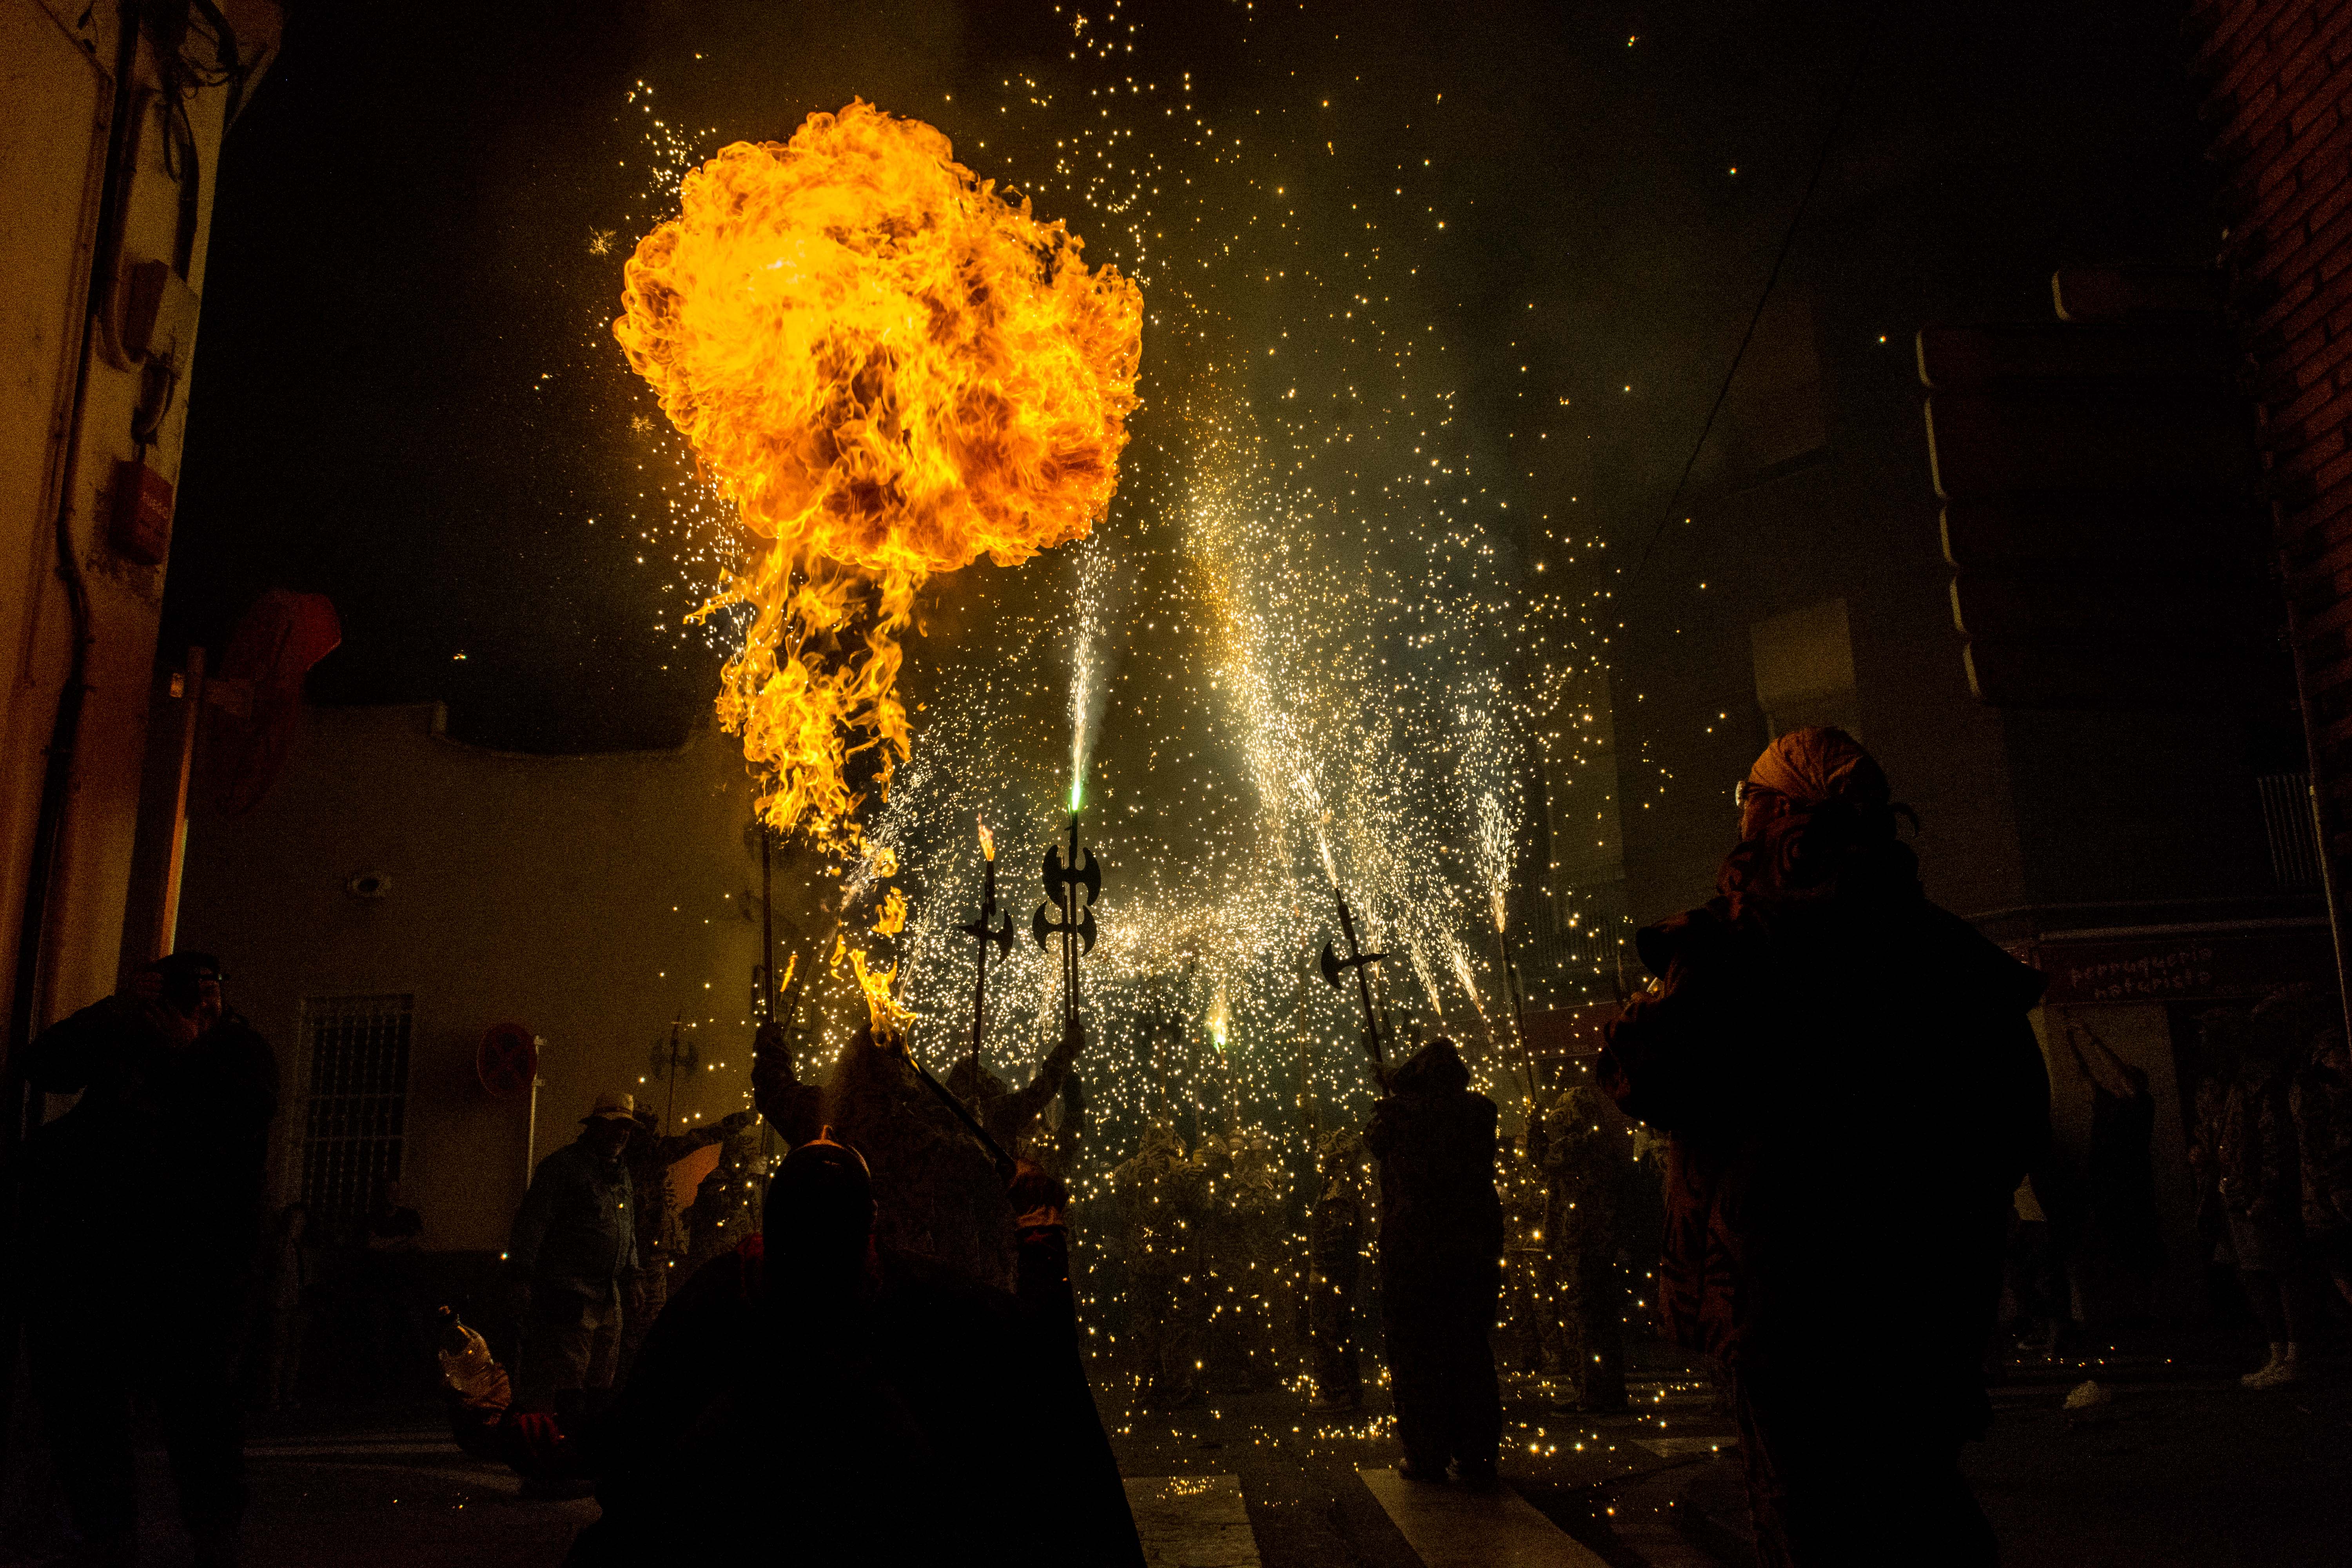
[166,0,2211,756]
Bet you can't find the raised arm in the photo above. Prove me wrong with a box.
[994,1018,1083,1143]
[750,1020,824,1145]
[22,996,153,1095]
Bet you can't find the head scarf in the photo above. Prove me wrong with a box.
[1744,727,1889,814]
[1722,727,1913,910]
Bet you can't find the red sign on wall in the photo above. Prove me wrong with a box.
[2028,924,2333,1007]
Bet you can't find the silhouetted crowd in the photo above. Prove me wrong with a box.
[31,726,2352,1568]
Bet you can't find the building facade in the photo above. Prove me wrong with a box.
[175,702,832,1254]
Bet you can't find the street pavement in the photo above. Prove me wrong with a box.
[4,1333,2345,1566]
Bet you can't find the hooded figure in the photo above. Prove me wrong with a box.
[759,1022,1019,1290]
[1600,728,2048,1566]
[1364,1038,1504,1483]
[464,1134,1143,1566]
[946,1015,1085,1162]
[1111,1116,1207,1408]
[1532,1083,1630,1411]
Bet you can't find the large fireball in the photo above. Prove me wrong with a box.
[615,99,1144,851]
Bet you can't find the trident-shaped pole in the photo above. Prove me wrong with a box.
[1319,888,1389,1085]
[961,822,1014,1077]
[1033,813,1100,1036]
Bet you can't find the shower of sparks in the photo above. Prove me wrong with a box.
[1069,540,1114,813]
[595,6,1639,1206]
[1477,793,1514,934]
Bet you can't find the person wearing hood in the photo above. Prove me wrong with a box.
[946,1014,1087,1161]
[1112,1115,1208,1409]
[1365,1037,1506,1484]
[1531,1083,1631,1412]
[1599,727,2049,1566]
[443,1132,1143,1566]
[756,1018,1020,1291]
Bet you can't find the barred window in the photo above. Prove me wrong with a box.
[2256,773,2321,892]
[295,993,414,1234]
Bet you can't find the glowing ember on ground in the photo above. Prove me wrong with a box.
[615,99,1144,853]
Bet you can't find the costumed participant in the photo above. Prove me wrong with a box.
[505,1093,638,1413]
[947,1014,1087,1163]
[1111,1117,1207,1409]
[1599,726,2049,1566]
[680,1122,765,1273]
[754,1018,1018,1290]
[1497,1127,1550,1375]
[443,1134,1144,1566]
[1366,1037,1505,1485]
[1201,1127,1286,1392]
[1531,1084,1630,1412]
[618,1104,753,1375]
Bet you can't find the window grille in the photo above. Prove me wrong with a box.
[294,993,414,1233]
[2256,773,2322,891]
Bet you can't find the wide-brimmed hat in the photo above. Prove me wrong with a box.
[582,1090,637,1124]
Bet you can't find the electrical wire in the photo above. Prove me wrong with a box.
[1629,22,1875,582]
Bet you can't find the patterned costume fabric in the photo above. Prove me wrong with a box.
[1112,1119,1207,1408]
[1537,1085,1629,1410]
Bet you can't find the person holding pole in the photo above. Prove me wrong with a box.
[1365,1036,1504,1485]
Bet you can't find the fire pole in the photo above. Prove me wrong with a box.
[960,825,1013,1080]
[1318,886,1389,1088]
[1033,813,1100,1040]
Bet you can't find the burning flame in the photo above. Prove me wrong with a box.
[978,815,995,862]
[831,933,915,1040]
[873,887,908,935]
[615,100,1144,853]
[1208,980,1230,1051]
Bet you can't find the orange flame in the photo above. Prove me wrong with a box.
[978,815,996,862]
[827,932,913,1040]
[873,887,908,936]
[851,948,914,1040]
[615,100,1144,853]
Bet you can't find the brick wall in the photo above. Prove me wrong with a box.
[2191,0,2352,941]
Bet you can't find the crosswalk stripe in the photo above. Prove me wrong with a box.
[1635,1436,1730,1458]
[1357,1466,1610,1568]
[1124,1474,1263,1567]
